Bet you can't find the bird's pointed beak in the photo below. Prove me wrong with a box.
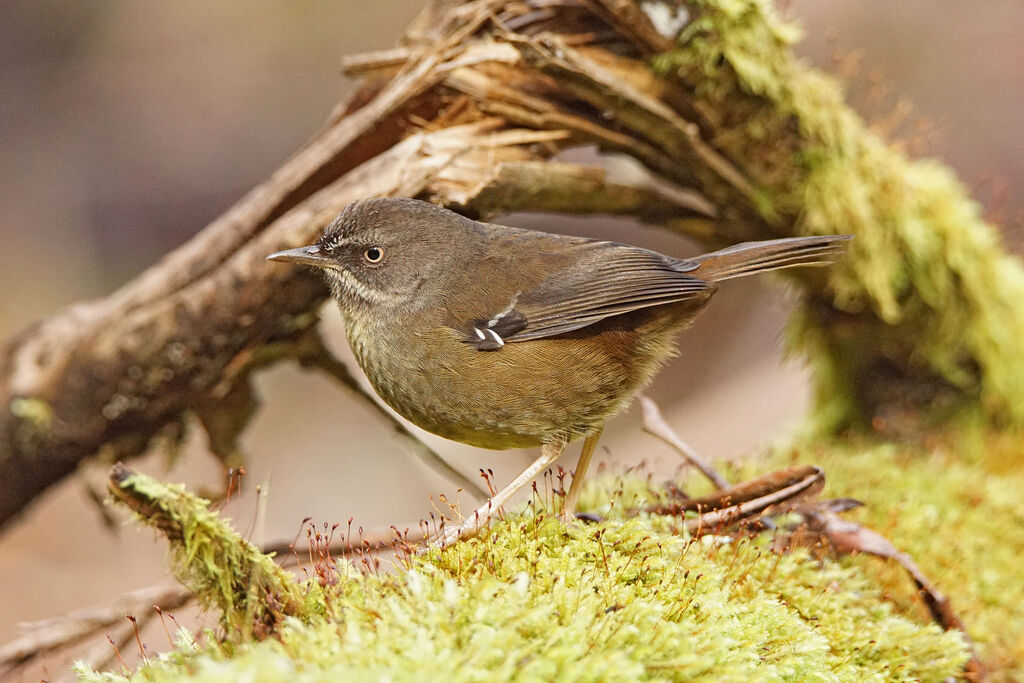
[266,245,331,268]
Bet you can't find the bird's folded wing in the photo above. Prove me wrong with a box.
[455,240,710,351]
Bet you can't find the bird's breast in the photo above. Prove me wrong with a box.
[343,308,685,450]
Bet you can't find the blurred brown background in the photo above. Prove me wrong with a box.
[1,0,1021,672]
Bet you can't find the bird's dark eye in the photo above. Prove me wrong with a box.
[364,246,384,263]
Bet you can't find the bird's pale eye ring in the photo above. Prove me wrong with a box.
[364,246,384,263]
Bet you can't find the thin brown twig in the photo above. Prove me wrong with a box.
[0,582,188,672]
[638,395,729,489]
[266,526,426,561]
[288,327,488,500]
[71,621,136,682]
[681,467,824,534]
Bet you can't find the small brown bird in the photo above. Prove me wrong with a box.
[268,198,850,546]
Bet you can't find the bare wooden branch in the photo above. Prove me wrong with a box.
[506,33,761,206]
[0,117,510,529]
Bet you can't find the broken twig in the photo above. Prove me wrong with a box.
[639,395,729,489]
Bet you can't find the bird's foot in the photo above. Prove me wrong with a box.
[418,506,495,553]
[574,511,603,523]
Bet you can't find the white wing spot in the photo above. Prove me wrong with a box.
[484,329,504,347]
[473,327,486,340]
[487,291,521,328]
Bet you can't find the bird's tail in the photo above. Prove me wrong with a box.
[691,234,852,282]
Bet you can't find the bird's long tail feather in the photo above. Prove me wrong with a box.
[691,234,852,282]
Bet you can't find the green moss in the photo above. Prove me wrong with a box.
[107,467,314,640]
[764,434,1024,680]
[9,397,53,428]
[8,397,54,453]
[655,0,1024,430]
[85,470,969,681]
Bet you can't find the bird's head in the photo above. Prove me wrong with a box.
[267,198,480,312]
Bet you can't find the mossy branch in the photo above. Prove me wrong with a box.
[655,0,1024,432]
[107,464,310,640]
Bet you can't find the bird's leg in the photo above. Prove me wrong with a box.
[561,428,603,522]
[431,438,567,548]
